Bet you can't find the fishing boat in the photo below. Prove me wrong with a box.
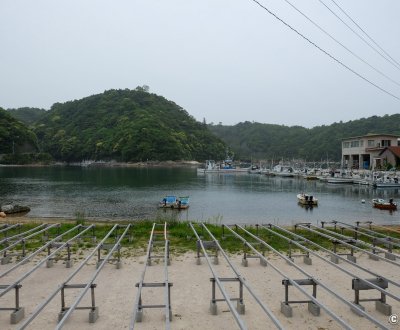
[0,204,31,215]
[271,164,296,177]
[248,164,261,174]
[373,177,400,188]
[197,159,249,174]
[327,177,354,184]
[177,196,190,209]
[297,193,318,206]
[372,198,397,211]
[159,196,190,209]
[327,169,354,184]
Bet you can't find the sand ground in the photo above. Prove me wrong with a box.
[0,221,399,329]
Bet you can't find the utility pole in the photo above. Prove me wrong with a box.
[12,136,19,154]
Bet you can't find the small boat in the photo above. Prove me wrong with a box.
[297,193,318,206]
[327,169,353,184]
[0,204,31,215]
[197,159,249,174]
[327,177,353,184]
[159,196,190,209]
[272,164,296,177]
[248,165,261,174]
[372,198,397,211]
[373,177,400,188]
[178,196,190,209]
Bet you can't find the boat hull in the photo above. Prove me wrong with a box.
[373,183,400,188]
[297,194,318,206]
[327,178,353,184]
[372,198,397,210]
[373,203,397,210]
[197,168,249,174]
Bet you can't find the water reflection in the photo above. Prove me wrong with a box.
[0,167,399,225]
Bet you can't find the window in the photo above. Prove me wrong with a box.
[381,140,391,147]
[368,140,375,147]
[350,141,359,148]
[343,142,350,148]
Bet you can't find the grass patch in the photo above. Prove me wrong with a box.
[0,220,399,256]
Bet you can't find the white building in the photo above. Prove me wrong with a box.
[341,134,400,170]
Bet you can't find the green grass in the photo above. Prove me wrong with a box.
[1,220,399,256]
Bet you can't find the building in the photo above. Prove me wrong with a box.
[378,146,400,169]
[341,134,400,170]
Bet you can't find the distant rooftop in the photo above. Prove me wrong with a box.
[379,146,400,158]
[342,133,400,140]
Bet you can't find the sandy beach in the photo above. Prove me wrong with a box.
[0,219,399,329]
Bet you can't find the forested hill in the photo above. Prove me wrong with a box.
[7,107,46,125]
[4,89,400,163]
[32,88,226,162]
[0,107,38,154]
[209,115,400,161]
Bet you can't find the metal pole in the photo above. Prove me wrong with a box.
[18,225,122,330]
[201,223,284,330]
[56,224,130,329]
[304,224,400,266]
[189,223,249,330]
[234,225,388,330]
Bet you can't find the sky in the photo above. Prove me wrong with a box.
[1,0,399,128]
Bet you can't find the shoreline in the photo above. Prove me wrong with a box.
[0,160,201,168]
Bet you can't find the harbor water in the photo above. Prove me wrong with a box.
[0,166,399,225]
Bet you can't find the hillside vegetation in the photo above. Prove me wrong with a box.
[3,88,400,163]
[7,107,46,125]
[209,115,400,161]
[32,88,226,162]
[0,107,38,155]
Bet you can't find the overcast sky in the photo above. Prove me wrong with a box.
[1,0,399,128]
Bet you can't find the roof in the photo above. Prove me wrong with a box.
[342,134,400,140]
[379,146,400,157]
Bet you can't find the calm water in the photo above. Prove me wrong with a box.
[0,166,399,225]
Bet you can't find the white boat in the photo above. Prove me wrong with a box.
[327,177,354,184]
[248,165,261,174]
[271,164,296,177]
[297,193,318,206]
[197,159,249,174]
[373,176,400,188]
[327,169,353,184]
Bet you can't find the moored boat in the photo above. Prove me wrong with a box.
[0,204,31,215]
[327,169,354,184]
[159,196,178,209]
[272,164,296,177]
[178,196,190,209]
[372,198,397,210]
[297,193,318,206]
[159,196,190,209]
[373,177,400,188]
[197,159,249,174]
[248,165,261,174]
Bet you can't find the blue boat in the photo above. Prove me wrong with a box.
[159,196,190,209]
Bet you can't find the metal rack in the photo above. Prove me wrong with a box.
[231,224,389,329]
[130,222,172,330]
[17,224,131,329]
[191,223,284,330]
[264,224,400,316]
[0,224,95,324]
